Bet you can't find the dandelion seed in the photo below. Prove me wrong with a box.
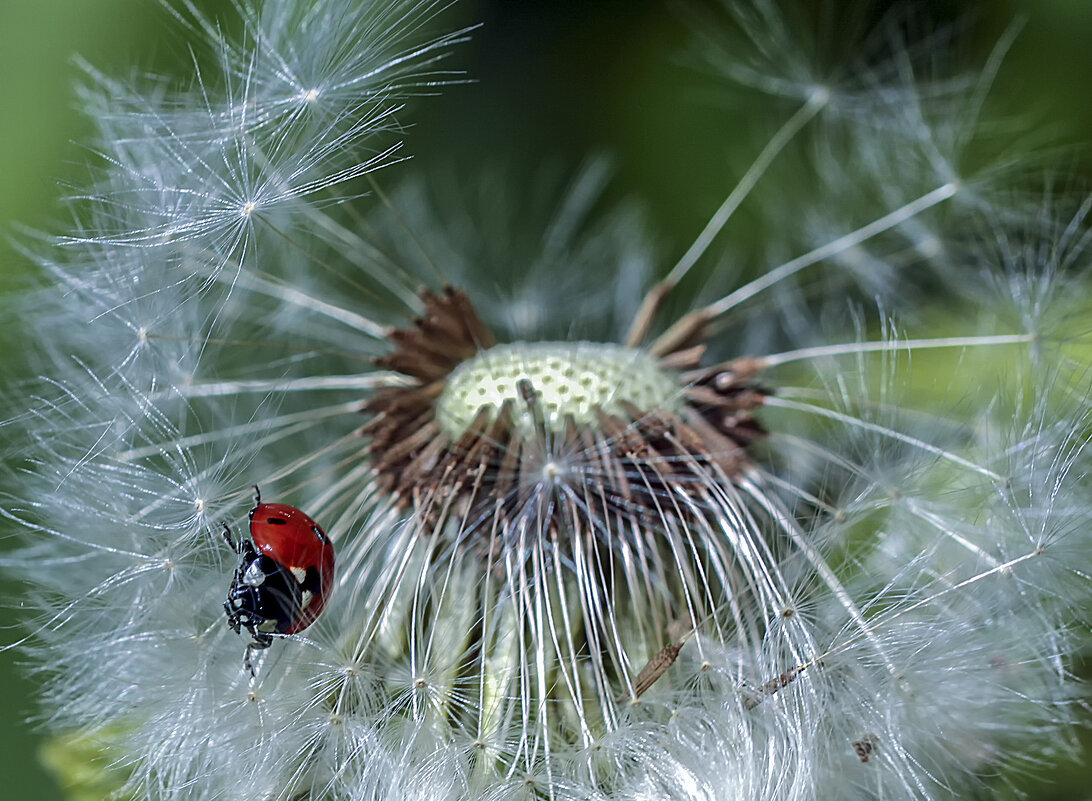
[852,734,879,764]
[624,637,689,703]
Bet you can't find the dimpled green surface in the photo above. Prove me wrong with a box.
[436,342,682,436]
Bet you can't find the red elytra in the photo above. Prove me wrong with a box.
[247,502,336,633]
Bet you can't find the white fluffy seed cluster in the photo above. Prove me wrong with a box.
[437,342,682,435]
[1,2,1089,801]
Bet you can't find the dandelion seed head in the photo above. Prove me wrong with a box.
[3,1,1090,800]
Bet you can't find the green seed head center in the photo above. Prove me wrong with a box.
[436,342,682,437]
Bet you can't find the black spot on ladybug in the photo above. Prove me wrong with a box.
[266,517,288,525]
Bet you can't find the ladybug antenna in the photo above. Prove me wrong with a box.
[249,485,262,520]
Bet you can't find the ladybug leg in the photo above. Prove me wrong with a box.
[244,633,274,676]
[222,523,258,560]
[223,600,242,635]
[221,522,240,554]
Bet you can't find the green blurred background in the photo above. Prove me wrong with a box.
[1,1,1089,799]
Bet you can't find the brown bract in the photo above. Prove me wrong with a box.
[363,286,769,547]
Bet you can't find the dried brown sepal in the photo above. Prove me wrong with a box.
[649,307,715,358]
[374,286,491,378]
[364,287,494,494]
[363,288,770,546]
[681,357,769,449]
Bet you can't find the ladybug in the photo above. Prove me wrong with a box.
[222,486,335,674]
